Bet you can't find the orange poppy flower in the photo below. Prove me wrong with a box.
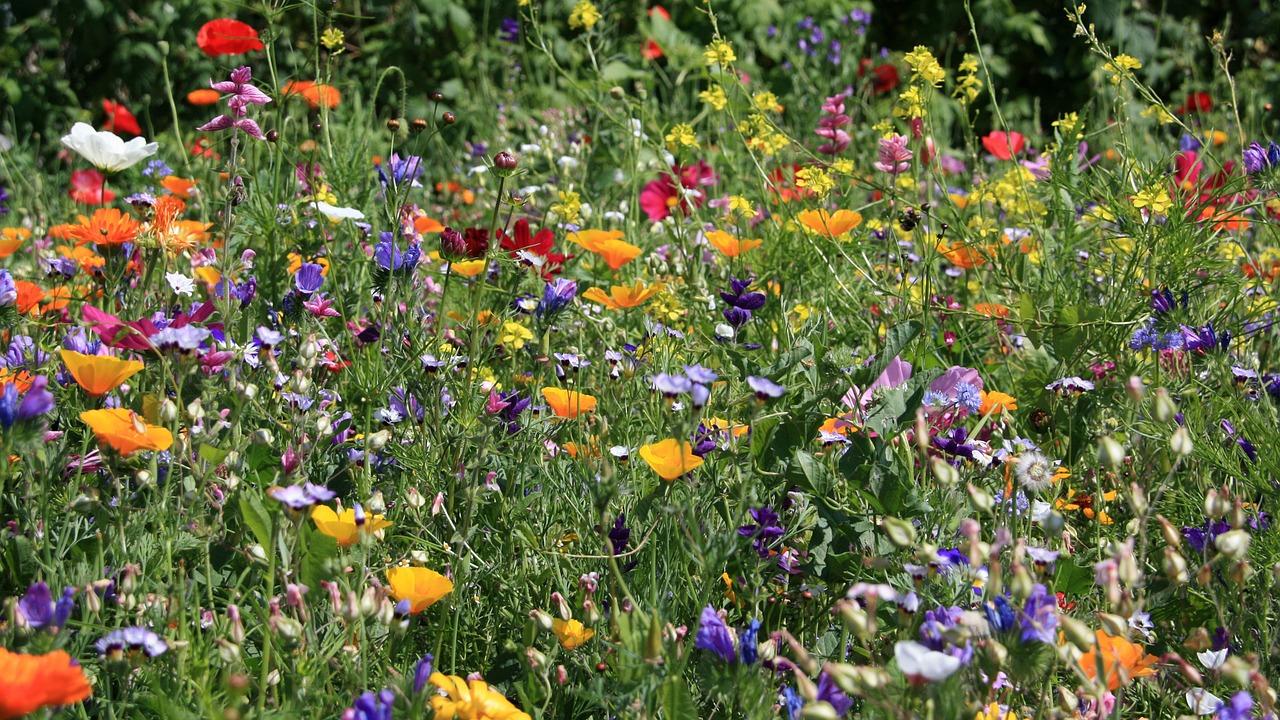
[0,227,30,258]
[14,281,45,315]
[68,208,141,248]
[566,229,626,252]
[196,18,264,57]
[937,240,988,269]
[581,280,664,310]
[979,391,1017,415]
[311,505,393,547]
[797,209,862,239]
[705,229,762,257]
[0,368,34,393]
[640,439,703,480]
[80,408,174,455]
[161,175,198,198]
[283,81,341,109]
[48,224,77,240]
[43,286,71,314]
[541,387,598,419]
[60,350,144,396]
[414,215,445,234]
[386,567,454,614]
[591,238,644,270]
[1198,207,1249,232]
[0,647,93,719]
[187,89,223,105]
[1078,630,1159,690]
[974,302,1010,318]
[449,259,487,277]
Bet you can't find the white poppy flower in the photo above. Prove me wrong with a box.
[894,641,962,683]
[312,201,365,221]
[1198,649,1228,670]
[165,272,196,296]
[1185,688,1223,715]
[60,122,158,172]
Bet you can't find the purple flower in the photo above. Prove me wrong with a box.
[18,582,55,629]
[498,17,520,43]
[375,233,420,273]
[97,626,168,659]
[874,134,912,174]
[270,483,335,510]
[740,618,761,664]
[1218,692,1253,720]
[199,66,270,141]
[1020,584,1058,643]
[347,689,395,720]
[650,373,693,397]
[377,153,424,188]
[1182,323,1230,353]
[694,605,736,661]
[537,278,577,318]
[1244,143,1270,174]
[295,262,326,295]
[816,671,854,716]
[1045,376,1095,395]
[737,506,784,557]
[746,376,785,400]
[413,654,435,694]
[151,325,211,351]
[683,364,718,384]
[0,269,16,307]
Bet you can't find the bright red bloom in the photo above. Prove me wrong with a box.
[981,130,1026,161]
[649,5,670,19]
[102,99,142,136]
[1176,91,1213,115]
[638,161,715,222]
[858,59,900,95]
[642,39,664,60]
[1174,150,1203,193]
[196,18,264,57]
[499,219,569,277]
[68,169,116,205]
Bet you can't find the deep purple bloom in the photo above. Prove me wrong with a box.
[721,277,767,311]
[295,263,325,295]
[498,17,520,43]
[413,654,435,694]
[97,626,168,658]
[348,689,396,720]
[1218,692,1253,720]
[608,515,631,554]
[816,671,854,717]
[933,426,975,460]
[199,66,270,140]
[695,605,736,661]
[537,278,577,318]
[984,596,1016,632]
[1182,323,1230,353]
[375,232,421,273]
[1020,584,1058,643]
[737,506,785,557]
[1244,143,1270,174]
[18,582,55,629]
[377,153,424,188]
[740,618,761,664]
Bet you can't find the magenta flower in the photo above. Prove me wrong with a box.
[198,66,271,140]
[874,134,912,174]
[815,93,851,155]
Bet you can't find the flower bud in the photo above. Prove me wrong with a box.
[839,601,873,641]
[252,429,274,446]
[159,398,179,423]
[800,702,839,720]
[643,613,664,663]
[493,151,518,171]
[525,647,547,669]
[410,118,428,133]
[1097,613,1129,639]
[228,604,245,644]
[366,430,390,451]
[1170,426,1193,457]
[442,111,456,125]
[882,517,916,549]
[1163,547,1188,584]
[967,483,994,513]
[266,129,279,143]
[386,119,401,132]
[440,227,467,260]
[931,458,959,486]
[531,609,555,633]
[1215,529,1251,560]
[1153,387,1176,422]
[1126,375,1146,404]
[1204,489,1227,519]
[1097,436,1125,470]
[550,592,571,621]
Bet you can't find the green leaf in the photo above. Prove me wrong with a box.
[659,676,695,719]
[864,320,922,384]
[199,443,229,465]
[300,529,339,588]
[239,492,272,549]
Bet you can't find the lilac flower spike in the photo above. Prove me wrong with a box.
[199,66,271,140]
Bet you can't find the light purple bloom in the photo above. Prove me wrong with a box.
[747,376,785,400]
[97,626,168,658]
[874,134,912,174]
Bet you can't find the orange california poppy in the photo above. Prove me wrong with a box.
[386,567,454,614]
[591,238,644,270]
[979,391,1018,415]
[639,438,703,480]
[581,280,664,310]
[937,240,988,269]
[0,369,34,393]
[567,229,626,252]
[974,302,1010,318]
[0,647,93,719]
[414,215,445,234]
[541,387,598,419]
[14,281,45,315]
[68,208,141,248]
[60,350,144,397]
[80,408,174,455]
[0,227,31,258]
[705,229,762,257]
[284,80,341,109]
[1078,630,1159,690]
[187,89,223,105]
[311,505,393,547]
[1198,207,1250,232]
[48,224,77,241]
[797,209,863,239]
[161,175,198,198]
[449,259,487,278]
[551,618,595,649]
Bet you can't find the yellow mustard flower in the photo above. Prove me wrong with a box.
[568,1,601,30]
[500,321,533,350]
[699,85,728,110]
[703,39,736,67]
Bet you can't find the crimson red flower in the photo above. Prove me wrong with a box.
[642,39,664,60]
[196,18,264,57]
[858,59,900,95]
[68,169,116,205]
[499,219,570,277]
[981,130,1026,161]
[1176,91,1213,115]
[102,100,142,136]
[461,227,490,259]
[638,161,715,222]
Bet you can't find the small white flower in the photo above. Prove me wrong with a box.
[61,122,158,172]
[1198,649,1228,670]
[165,272,196,296]
[1031,500,1052,523]
[556,156,579,169]
[894,641,962,683]
[312,201,365,221]
[516,185,541,197]
[602,211,626,223]
[0,133,11,152]
[1185,688,1224,715]
[467,165,489,176]
[520,143,542,154]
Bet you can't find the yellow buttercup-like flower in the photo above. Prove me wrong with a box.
[639,438,703,480]
[703,39,736,67]
[552,619,595,649]
[311,505,392,547]
[387,567,453,614]
[430,673,531,720]
[500,321,533,351]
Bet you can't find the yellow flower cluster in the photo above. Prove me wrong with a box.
[727,195,757,220]
[699,85,728,111]
[904,46,946,87]
[1132,185,1172,215]
[894,85,927,120]
[1104,54,1142,85]
[953,54,983,106]
[736,114,789,156]
[1052,112,1084,141]
[647,290,684,323]
[968,167,1046,221]
[664,123,699,152]
[568,1,601,30]
[1140,104,1176,125]
[752,91,782,114]
[795,167,835,198]
[550,190,581,224]
[703,39,736,67]
[321,28,345,52]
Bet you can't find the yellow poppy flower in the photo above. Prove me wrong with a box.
[310,505,393,547]
[450,259,487,277]
[796,209,862,239]
[581,280,665,310]
[429,672,531,720]
[552,618,595,649]
[60,350,144,397]
[541,388,598,419]
[639,438,703,480]
[387,567,453,614]
[705,229,762,257]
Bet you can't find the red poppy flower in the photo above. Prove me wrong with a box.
[499,219,570,277]
[858,59,900,95]
[102,100,142,136]
[642,39,664,60]
[649,5,670,19]
[981,130,1026,161]
[1176,91,1213,115]
[638,161,715,222]
[68,169,116,205]
[196,18,264,57]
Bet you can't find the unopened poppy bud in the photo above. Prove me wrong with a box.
[882,516,916,548]
[931,458,958,486]
[159,398,179,423]
[360,587,379,617]
[1204,489,1226,519]
[266,129,279,143]
[410,118,428,133]
[1215,529,1251,560]
[1163,547,1188,584]
[1230,500,1247,530]
[967,483,994,513]
[1153,387,1176,422]
[1228,560,1254,585]
[531,609,555,633]
[1097,613,1129,639]
[1127,482,1147,515]
[838,601,872,641]
[800,702,839,720]
[985,639,1009,668]
[1162,516,1184,546]
[1098,436,1125,470]
[583,599,600,625]
[406,487,426,508]
[217,639,241,663]
[556,664,568,685]
[366,430,390,451]
[525,646,547,669]
[1170,426,1193,457]
[1009,565,1034,602]
[442,111,456,125]
[550,592,571,621]
[367,491,386,514]
[253,429,274,446]
[609,86,625,100]
[1058,688,1079,712]
[386,119,401,131]
[1126,375,1145,403]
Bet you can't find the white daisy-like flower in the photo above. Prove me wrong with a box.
[165,272,196,296]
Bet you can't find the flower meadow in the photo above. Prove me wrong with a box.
[5,1,1280,718]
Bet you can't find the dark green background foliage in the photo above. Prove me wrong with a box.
[2,0,1279,143]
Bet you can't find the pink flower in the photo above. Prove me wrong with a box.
[303,293,341,318]
[198,66,270,140]
[815,93,851,155]
[874,134,912,174]
[638,161,716,222]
